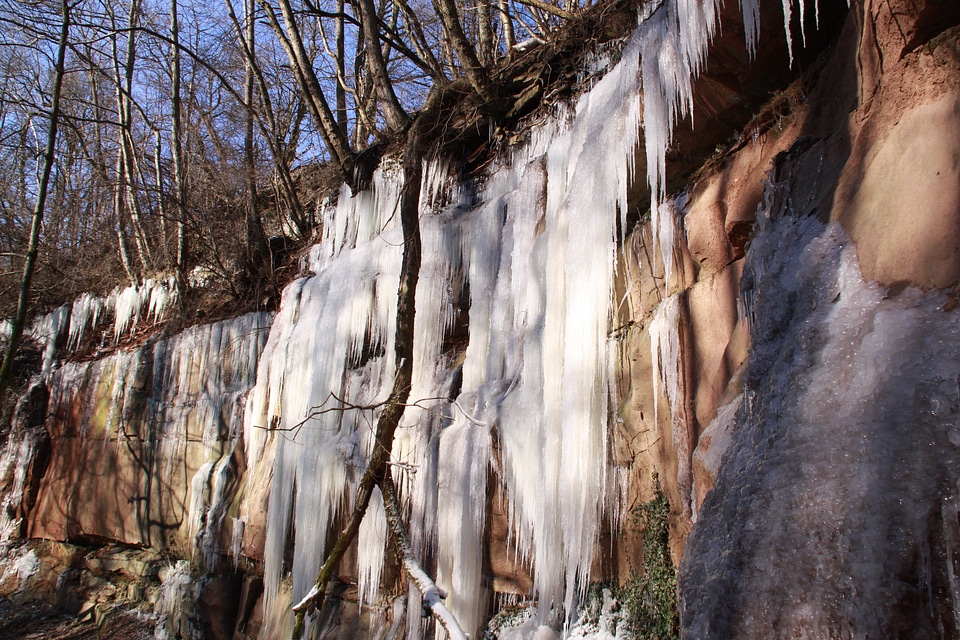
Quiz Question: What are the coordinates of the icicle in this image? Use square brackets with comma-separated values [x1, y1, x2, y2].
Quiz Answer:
[231, 516, 246, 569]
[638, 0, 720, 273]
[649, 293, 695, 516]
[442, 25, 643, 627]
[358, 487, 388, 607]
[188, 462, 215, 543]
[193, 443, 241, 570]
[29, 304, 70, 375]
[114, 283, 143, 340]
[782, 0, 795, 65]
[149, 276, 179, 322]
[67, 292, 106, 350]
[155, 561, 200, 640]
[436, 392, 493, 638]
[741, 0, 761, 60]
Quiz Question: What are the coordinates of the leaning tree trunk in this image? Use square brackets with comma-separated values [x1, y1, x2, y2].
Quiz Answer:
[432, 0, 494, 102]
[259, 0, 356, 181]
[355, 0, 410, 132]
[0, 0, 70, 398]
[289, 85, 472, 640]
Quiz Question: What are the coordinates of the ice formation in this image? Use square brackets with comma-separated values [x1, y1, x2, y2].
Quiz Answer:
[242, 0, 837, 634]
[0, 0, 849, 635]
[246, 13, 648, 635]
[637, 0, 721, 283]
[649, 292, 694, 517]
[634, 0, 834, 529]
[114, 276, 178, 340]
[0, 275, 180, 376]
[155, 560, 200, 640]
[30, 303, 70, 375]
[0, 386, 48, 541]
[680, 181, 960, 635]
[247, 167, 406, 624]
[67, 292, 107, 350]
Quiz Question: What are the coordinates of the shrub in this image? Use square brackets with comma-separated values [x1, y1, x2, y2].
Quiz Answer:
[619, 474, 679, 639]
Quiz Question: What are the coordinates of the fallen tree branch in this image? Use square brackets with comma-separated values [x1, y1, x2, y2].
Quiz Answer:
[381, 475, 469, 640]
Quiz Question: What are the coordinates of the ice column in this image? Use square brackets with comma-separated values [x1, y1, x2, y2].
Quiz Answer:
[438, 25, 645, 629]
[247, 168, 406, 620]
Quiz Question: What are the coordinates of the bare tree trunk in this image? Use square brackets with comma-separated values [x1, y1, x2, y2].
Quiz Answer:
[113, 147, 139, 284]
[259, 0, 355, 180]
[477, 0, 494, 65]
[335, 0, 349, 136]
[355, 0, 410, 132]
[352, 44, 378, 146]
[242, 0, 269, 273]
[153, 131, 170, 265]
[106, 1, 149, 280]
[0, 0, 70, 397]
[119, 0, 154, 272]
[498, 0, 514, 57]
[170, 0, 189, 292]
[432, 0, 494, 101]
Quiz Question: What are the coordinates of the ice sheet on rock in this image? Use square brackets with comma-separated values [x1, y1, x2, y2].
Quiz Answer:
[681, 197, 960, 636]
[155, 560, 201, 640]
[690, 393, 742, 521]
[34, 313, 268, 568]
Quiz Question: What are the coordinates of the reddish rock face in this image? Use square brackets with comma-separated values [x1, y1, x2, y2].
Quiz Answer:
[25, 314, 269, 561]
[615, 0, 960, 580]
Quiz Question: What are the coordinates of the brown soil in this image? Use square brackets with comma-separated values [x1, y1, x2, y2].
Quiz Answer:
[0, 599, 153, 640]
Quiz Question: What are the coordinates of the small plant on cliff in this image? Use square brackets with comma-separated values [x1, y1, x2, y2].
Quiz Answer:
[620, 474, 679, 639]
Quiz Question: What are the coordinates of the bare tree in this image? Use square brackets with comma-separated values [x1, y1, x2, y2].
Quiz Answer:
[0, 0, 71, 398]
[258, 0, 356, 179]
[170, 0, 187, 290]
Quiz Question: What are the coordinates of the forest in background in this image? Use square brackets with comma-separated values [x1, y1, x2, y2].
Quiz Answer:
[0, 0, 625, 317]
[0, 0, 639, 406]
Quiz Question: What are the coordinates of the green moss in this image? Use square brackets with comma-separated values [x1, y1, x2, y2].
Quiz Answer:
[619, 474, 679, 639]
